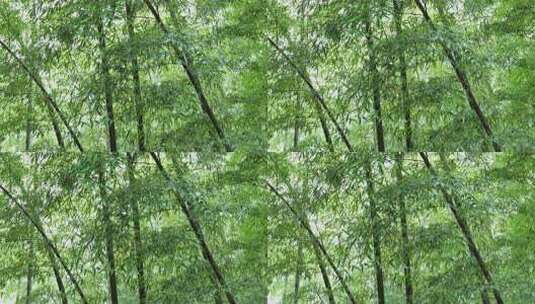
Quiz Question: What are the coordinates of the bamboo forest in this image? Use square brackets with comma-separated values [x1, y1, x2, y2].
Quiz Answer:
[0, 0, 533, 303]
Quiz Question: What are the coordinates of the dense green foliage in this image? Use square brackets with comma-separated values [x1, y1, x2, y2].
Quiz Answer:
[0, 0, 534, 303]
[0, 153, 268, 302]
[0, 0, 533, 151]
[266, 153, 534, 303]
[0, 153, 533, 303]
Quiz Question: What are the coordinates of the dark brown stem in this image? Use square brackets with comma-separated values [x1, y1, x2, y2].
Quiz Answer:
[413, 0, 501, 151]
[312, 240, 337, 304]
[97, 168, 119, 304]
[364, 16, 385, 152]
[395, 153, 413, 304]
[142, 0, 231, 152]
[125, 0, 146, 152]
[97, 19, 118, 152]
[419, 153, 504, 304]
[0, 39, 73, 150]
[393, 0, 413, 151]
[0, 184, 88, 303]
[364, 161, 385, 304]
[25, 240, 34, 304]
[292, 242, 303, 304]
[267, 37, 353, 151]
[266, 182, 359, 304]
[150, 153, 238, 304]
[46, 244, 69, 304]
[126, 154, 147, 304]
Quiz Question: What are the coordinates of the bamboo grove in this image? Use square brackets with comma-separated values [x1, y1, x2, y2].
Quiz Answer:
[0, 0, 533, 303]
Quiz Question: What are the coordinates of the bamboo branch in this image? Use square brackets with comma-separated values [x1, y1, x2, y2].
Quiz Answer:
[0, 183, 88, 303]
